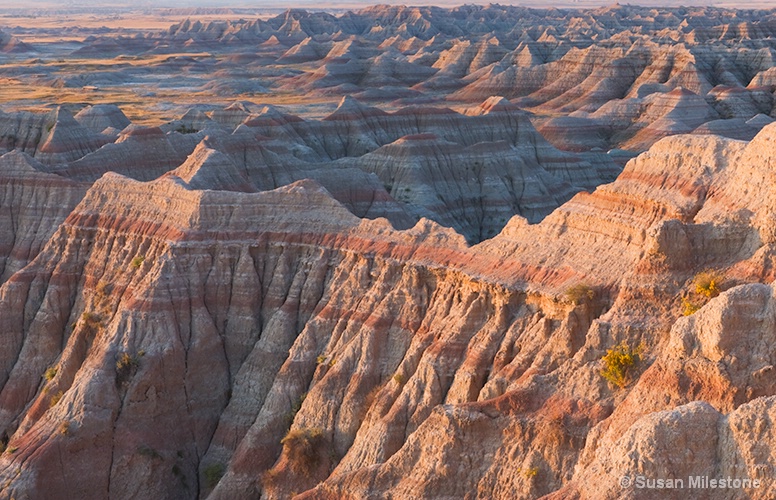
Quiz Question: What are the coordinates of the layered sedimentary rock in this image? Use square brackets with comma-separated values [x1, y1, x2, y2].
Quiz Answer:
[3, 118, 776, 499]
[5, 5, 776, 153]
[0, 150, 86, 284]
[0, 30, 31, 53]
[0, 94, 617, 244]
[73, 105, 131, 135]
[1, 4, 776, 498]
[50, 125, 202, 182]
[33, 107, 113, 165]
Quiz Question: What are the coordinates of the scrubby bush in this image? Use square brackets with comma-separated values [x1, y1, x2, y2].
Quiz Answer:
[693, 270, 723, 298]
[522, 467, 539, 478]
[261, 468, 280, 488]
[682, 296, 702, 316]
[115, 352, 140, 386]
[176, 125, 198, 134]
[137, 445, 162, 459]
[131, 255, 145, 268]
[281, 427, 324, 473]
[565, 283, 595, 305]
[44, 366, 57, 381]
[203, 462, 225, 489]
[681, 269, 725, 316]
[286, 392, 307, 426]
[601, 341, 642, 389]
[49, 390, 64, 408]
[82, 311, 102, 325]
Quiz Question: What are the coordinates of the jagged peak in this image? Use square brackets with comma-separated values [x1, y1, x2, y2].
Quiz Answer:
[179, 108, 211, 121]
[117, 124, 166, 142]
[224, 101, 259, 114]
[745, 121, 776, 148]
[261, 35, 282, 47]
[79, 172, 358, 238]
[465, 96, 519, 116]
[667, 86, 697, 97]
[746, 114, 774, 128]
[324, 95, 388, 121]
[404, 217, 469, 249]
[74, 104, 131, 134]
[47, 106, 79, 128]
[74, 104, 129, 121]
[0, 149, 51, 175]
[166, 139, 255, 193]
[49, 105, 69, 119]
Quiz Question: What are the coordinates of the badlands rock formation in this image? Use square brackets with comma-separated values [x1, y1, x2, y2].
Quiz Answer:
[1, 4, 776, 500]
[0, 98, 614, 244]
[4, 5, 776, 153]
[1, 108, 776, 499]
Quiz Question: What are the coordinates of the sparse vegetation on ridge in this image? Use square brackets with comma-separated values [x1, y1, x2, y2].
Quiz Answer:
[601, 341, 643, 389]
[49, 390, 64, 408]
[565, 283, 595, 305]
[693, 269, 723, 298]
[203, 462, 225, 489]
[281, 427, 324, 473]
[115, 352, 141, 386]
[682, 269, 726, 316]
[286, 392, 307, 427]
[175, 125, 198, 134]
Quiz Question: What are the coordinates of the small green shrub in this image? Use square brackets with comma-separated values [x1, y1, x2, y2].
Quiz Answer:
[286, 392, 307, 426]
[681, 270, 725, 316]
[116, 352, 140, 386]
[137, 445, 162, 459]
[44, 366, 57, 381]
[316, 355, 326, 365]
[6, 446, 17, 454]
[203, 462, 225, 489]
[281, 427, 324, 473]
[682, 296, 702, 316]
[565, 283, 595, 305]
[49, 390, 64, 408]
[601, 341, 642, 389]
[693, 270, 723, 298]
[131, 255, 145, 269]
[59, 421, 70, 436]
[521, 467, 539, 478]
[176, 125, 198, 134]
[393, 373, 405, 385]
[82, 311, 102, 325]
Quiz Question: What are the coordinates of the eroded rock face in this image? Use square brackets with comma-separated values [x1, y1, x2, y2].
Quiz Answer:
[6, 5, 776, 155]
[0, 150, 86, 284]
[0, 97, 616, 244]
[0, 121, 776, 499]
[2, 5, 776, 492]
